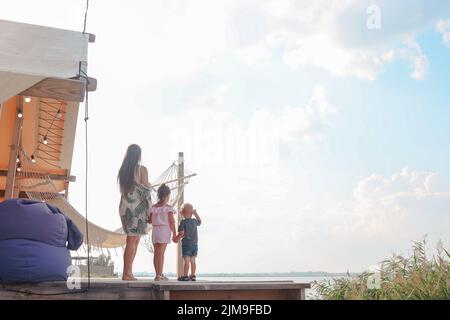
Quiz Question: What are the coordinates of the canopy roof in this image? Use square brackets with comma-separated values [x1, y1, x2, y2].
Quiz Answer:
[0, 19, 92, 104]
[0, 19, 96, 201]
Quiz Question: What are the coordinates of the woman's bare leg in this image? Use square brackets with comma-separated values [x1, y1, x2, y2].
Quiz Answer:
[122, 236, 138, 280]
[132, 237, 139, 263]
[129, 237, 140, 279]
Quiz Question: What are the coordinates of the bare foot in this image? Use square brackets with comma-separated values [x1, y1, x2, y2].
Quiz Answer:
[154, 275, 163, 281]
[122, 274, 137, 281]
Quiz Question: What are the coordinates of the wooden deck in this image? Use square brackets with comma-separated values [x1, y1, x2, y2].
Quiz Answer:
[0, 278, 310, 300]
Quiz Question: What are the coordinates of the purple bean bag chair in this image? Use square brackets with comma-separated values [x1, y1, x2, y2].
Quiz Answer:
[0, 199, 80, 283]
[0, 239, 71, 282]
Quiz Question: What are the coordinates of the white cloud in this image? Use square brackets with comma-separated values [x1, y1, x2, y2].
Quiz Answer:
[188, 83, 231, 108]
[226, 0, 448, 80]
[280, 167, 450, 271]
[282, 34, 385, 81]
[436, 19, 450, 48]
[235, 43, 272, 67]
[296, 168, 450, 241]
[406, 40, 429, 80]
[381, 50, 396, 62]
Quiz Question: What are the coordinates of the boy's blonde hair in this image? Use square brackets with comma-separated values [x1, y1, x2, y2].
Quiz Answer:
[181, 202, 193, 213]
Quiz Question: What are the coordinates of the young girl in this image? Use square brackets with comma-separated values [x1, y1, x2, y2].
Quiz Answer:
[176, 203, 202, 281]
[148, 184, 177, 281]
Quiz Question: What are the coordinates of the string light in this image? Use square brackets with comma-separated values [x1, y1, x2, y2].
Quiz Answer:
[24, 96, 31, 103]
[16, 155, 20, 163]
[16, 163, 21, 172]
[30, 100, 67, 169]
[17, 109, 23, 118]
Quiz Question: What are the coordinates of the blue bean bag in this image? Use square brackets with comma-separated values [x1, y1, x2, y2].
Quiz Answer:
[0, 199, 68, 247]
[0, 199, 82, 283]
[0, 239, 71, 282]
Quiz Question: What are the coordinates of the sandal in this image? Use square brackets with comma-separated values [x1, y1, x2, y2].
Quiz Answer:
[178, 276, 190, 281]
[189, 275, 197, 281]
[160, 274, 169, 281]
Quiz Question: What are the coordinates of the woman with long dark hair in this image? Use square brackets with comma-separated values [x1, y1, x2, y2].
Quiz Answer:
[118, 144, 152, 281]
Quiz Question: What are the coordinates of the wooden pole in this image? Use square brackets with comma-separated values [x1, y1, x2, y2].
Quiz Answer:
[176, 152, 185, 278]
[5, 97, 23, 199]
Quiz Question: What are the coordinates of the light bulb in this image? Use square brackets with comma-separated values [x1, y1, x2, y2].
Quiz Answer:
[17, 109, 23, 118]
[24, 96, 31, 103]
[16, 155, 20, 163]
[17, 163, 21, 172]
[31, 155, 36, 163]
[43, 136, 48, 145]
[56, 110, 62, 119]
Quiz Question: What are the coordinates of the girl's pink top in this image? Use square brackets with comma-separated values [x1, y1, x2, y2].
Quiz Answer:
[149, 205, 177, 226]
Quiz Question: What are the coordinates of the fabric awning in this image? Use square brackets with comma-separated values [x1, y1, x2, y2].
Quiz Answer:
[0, 19, 89, 104]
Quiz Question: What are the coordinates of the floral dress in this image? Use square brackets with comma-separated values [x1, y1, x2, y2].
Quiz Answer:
[119, 166, 152, 236]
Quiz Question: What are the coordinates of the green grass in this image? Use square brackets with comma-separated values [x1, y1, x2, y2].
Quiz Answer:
[312, 238, 450, 300]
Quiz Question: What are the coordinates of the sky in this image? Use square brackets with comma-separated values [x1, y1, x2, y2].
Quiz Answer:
[2, 0, 450, 273]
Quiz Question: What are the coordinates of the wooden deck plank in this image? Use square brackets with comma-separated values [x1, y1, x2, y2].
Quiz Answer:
[153, 282, 310, 291]
[169, 289, 300, 300]
[0, 279, 311, 300]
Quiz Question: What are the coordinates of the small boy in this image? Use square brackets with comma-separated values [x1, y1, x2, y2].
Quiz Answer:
[176, 203, 201, 281]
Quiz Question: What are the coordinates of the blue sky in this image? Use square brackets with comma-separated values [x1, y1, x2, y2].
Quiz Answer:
[2, 0, 450, 273]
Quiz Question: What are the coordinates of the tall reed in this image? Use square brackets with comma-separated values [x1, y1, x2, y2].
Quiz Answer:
[312, 238, 450, 300]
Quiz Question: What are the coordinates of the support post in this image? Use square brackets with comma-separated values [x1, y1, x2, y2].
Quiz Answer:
[176, 152, 185, 278]
[5, 97, 23, 199]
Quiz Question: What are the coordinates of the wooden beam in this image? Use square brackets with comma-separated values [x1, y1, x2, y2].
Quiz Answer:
[0, 279, 311, 300]
[0, 190, 64, 199]
[87, 33, 96, 43]
[0, 170, 76, 182]
[176, 152, 185, 278]
[5, 97, 23, 199]
[0, 190, 27, 198]
[20, 78, 85, 102]
[86, 77, 97, 92]
[19, 77, 97, 102]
